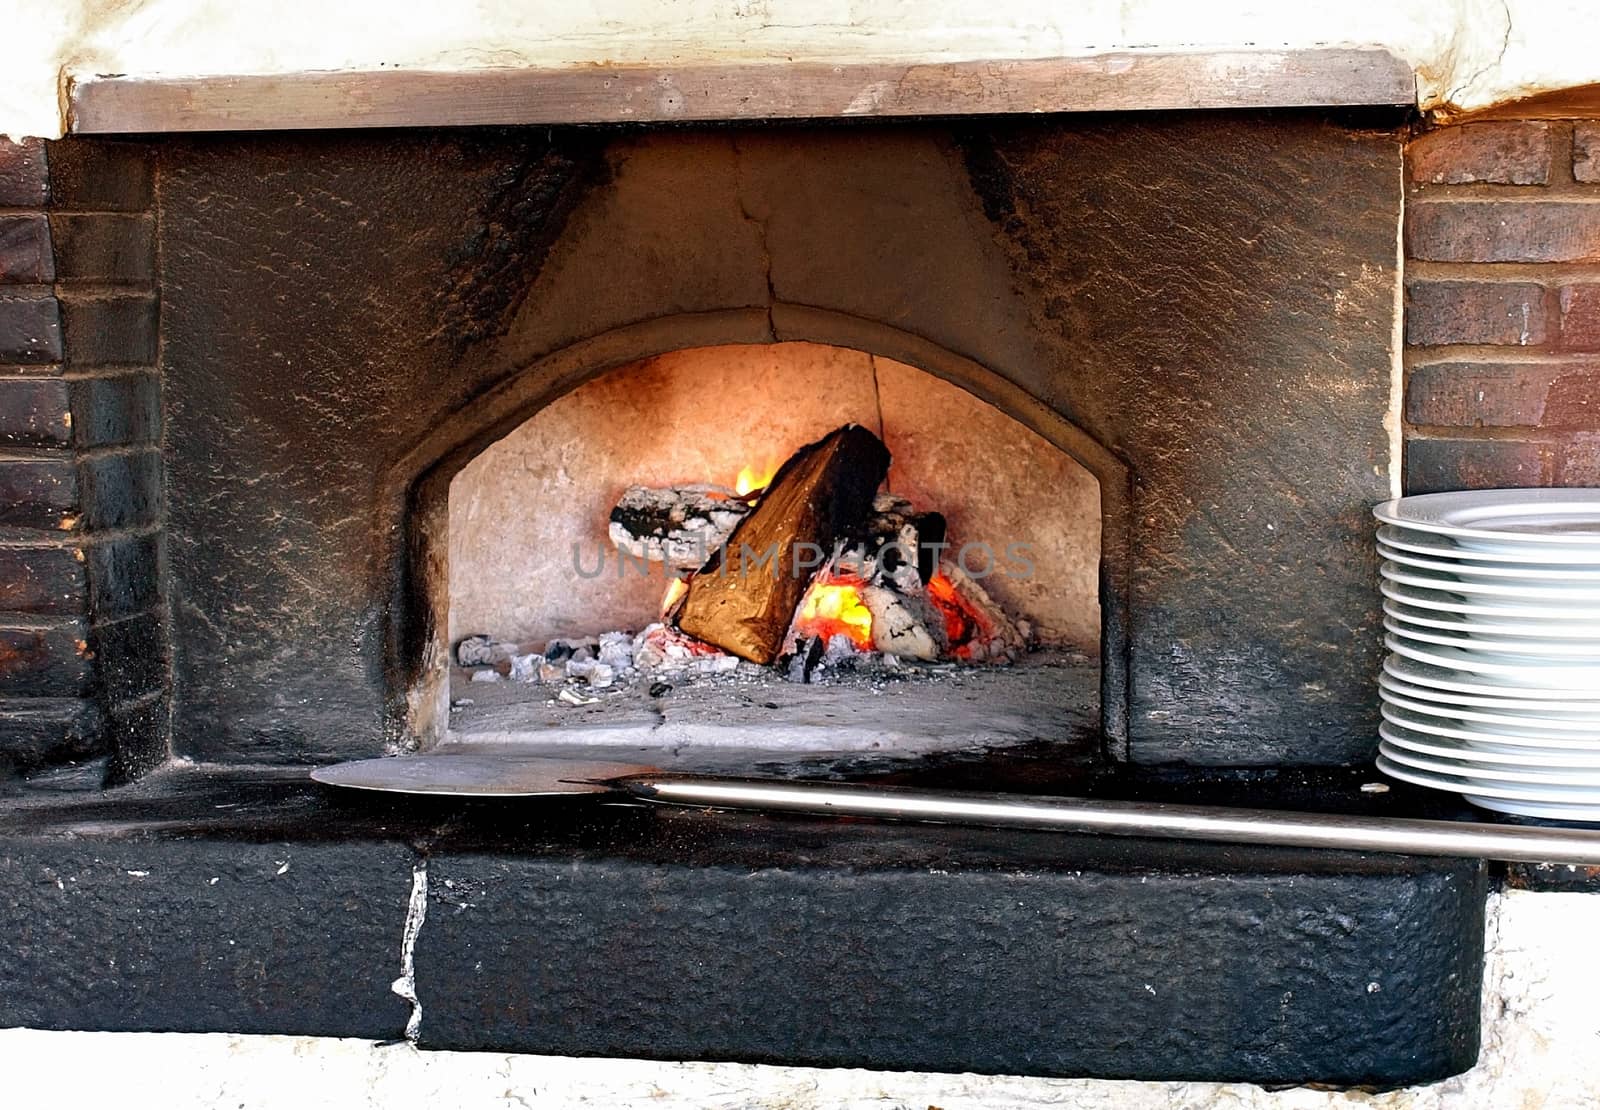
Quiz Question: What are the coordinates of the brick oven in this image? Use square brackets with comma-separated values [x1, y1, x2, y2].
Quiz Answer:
[9, 53, 1597, 1087]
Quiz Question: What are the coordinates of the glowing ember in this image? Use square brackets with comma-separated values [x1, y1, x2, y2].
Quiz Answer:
[734, 460, 779, 497]
[793, 576, 874, 650]
[926, 572, 990, 658]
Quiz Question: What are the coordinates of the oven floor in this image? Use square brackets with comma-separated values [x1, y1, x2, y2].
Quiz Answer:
[443, 649, 1101, 777]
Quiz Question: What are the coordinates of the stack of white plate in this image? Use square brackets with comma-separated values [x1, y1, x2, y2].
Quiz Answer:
[1373, 489, 1600, 821]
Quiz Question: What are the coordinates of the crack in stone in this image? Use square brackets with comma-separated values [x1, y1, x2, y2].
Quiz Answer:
[391, 857, 429, 1044]
[731, 136, 777, 339]
[1447, 0, 1514, 107]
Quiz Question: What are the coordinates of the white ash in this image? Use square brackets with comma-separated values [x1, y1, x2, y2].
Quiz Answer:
[456, 635, 524, 667]
[608, 484, 751, 569]
[468, 669, 503, 684]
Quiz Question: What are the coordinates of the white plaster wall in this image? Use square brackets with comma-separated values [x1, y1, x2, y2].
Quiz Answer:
[1, 887, 1595, 1109]
[7, 1, 1600, 139]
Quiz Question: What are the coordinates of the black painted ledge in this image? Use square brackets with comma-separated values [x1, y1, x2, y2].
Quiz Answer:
[0, 765, 1484, 1087]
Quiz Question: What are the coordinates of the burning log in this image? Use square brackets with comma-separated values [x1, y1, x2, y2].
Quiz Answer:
[676, 424, 891, 663]
[608, 484, 751, 570]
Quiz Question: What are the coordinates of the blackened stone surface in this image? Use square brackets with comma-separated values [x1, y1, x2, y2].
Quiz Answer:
[156, 116, 1400, 765]
[952, 115, 1400, 763]
[158, 131, 601, 763]
[0, 765, 1483, 1086]
[0, 832, 413, 1038]
[0, 697, 102, 775]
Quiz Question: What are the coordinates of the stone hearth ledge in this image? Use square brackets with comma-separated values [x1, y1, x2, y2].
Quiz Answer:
[0, 763, 1483, 1087]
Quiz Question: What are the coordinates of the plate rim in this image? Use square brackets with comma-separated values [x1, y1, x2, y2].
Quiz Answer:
[1384, 652, 1600, 700]
[1377, 524, 1600, 564]
[1374, 489, 1600, 545]
[1378, 753, 1600, 803]
[1380, 737, 1600, 784]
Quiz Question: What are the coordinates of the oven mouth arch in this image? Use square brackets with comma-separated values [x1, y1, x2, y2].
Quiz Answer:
[385, 306, 1132, 760]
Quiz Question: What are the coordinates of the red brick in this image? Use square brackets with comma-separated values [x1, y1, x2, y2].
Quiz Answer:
[1576, 124, 1600, 184]
[1560, 432, 1600, 484]
[0, 378, 71, 444]
[0, 140, 47, 208]
[1408, 122, 1552, 186]
[0, 453, 79, 529]
[0, 546, 87, 615]
[1404, 437, 1554, 493]
[1406, 281, 1548, 347]
[1405, 361, 1600, 428]
[1558, 284, 1600, 351]
[0, 294, 63, 364]
[0, 216, 53, 284]
[1407, 201, 1600, 263]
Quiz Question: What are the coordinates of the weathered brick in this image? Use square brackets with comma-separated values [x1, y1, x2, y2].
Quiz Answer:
[58, 293, 157, 366]
[84, 533, 159, 620]
[0, 216, 53, 284]
[49, 213, 155, 284]
[1405, 361, 1600, 428]
[68, 374, 159, 446]
[0, 620, 94, 697]
[1407, 201, 1600, 263]
[1408, 122, 1552, 186]
[1560, 432, 1600, 484]
[0, 545, 87, 615]
[1576, 124, 1600, 184]
[0, 696, 105, 775]
[1558, 284, 1600, 351]
[0, 140, 47, 207]
[91, 610, 166, 704]
[0, 293, 63, 364]
[45, 140, 152, 213]
[78, 449, 161, 529]
[0, 377, 71, 445]
[1404, 437, 1555, 493]
[103, 688, 167, 782]
[1406, 281, 1548, 347]
[0, 454, 78, 529]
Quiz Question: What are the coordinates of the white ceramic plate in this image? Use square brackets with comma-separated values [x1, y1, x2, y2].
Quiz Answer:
[1385, 634, 1600, 685]
[1377, 543, 1600, 582]
[1380, 679, 1600, 727]
[1382, 617, 1600, 658]
[1383, 652, 1600, 700]
[1381, 663, 1600, 710]
[1377, 753, 1600, 814]
[1380, 737, 1600, 785]
[1381, 724, 1600, 767]
[1382, 707, 1600, 747]
[1383, 562, 1600, 601]
[1374, 489, 1600, 546]
[1377, 524, 1600, 565]
[1382, 579, 1600, 620]
[1383, 600, 1600, 639]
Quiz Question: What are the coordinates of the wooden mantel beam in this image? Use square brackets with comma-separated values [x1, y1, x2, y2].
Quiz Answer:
[68, 48, 1413, 134]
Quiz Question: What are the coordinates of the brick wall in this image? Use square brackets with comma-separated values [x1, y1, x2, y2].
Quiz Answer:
[1405, 120, 1600, 491]
[0, 138, 167, 782]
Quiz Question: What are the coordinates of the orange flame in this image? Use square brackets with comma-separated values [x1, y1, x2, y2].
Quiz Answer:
[660, 576, 689, 616]
[735, 460, 778, 497]
[793, 576, 874, 650]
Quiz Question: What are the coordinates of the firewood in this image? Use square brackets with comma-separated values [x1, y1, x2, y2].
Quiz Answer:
[675, 424, 891, 663]
[608, 484, 751, 569]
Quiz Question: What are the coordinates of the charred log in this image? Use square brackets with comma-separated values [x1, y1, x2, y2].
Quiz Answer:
[675, 424, 891, 663]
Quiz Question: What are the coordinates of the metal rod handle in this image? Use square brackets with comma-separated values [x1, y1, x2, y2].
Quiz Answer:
[616, 775, 1600, 865]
